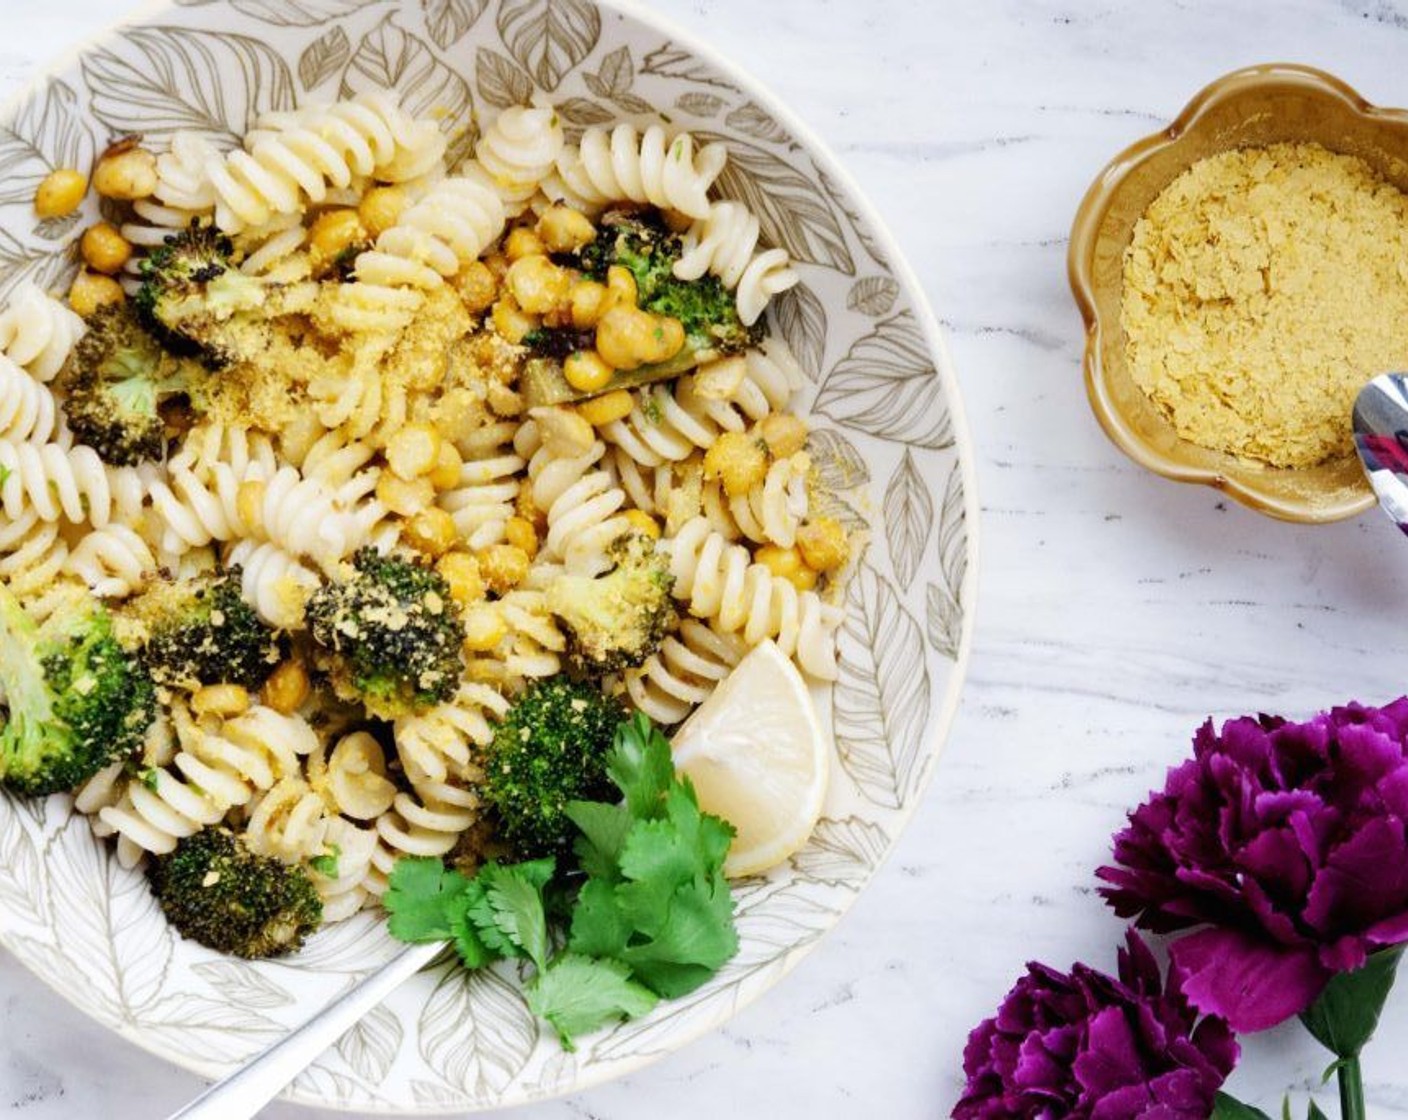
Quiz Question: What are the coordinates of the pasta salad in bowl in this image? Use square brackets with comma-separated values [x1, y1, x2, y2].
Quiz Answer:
[0, 0, 975, 1109]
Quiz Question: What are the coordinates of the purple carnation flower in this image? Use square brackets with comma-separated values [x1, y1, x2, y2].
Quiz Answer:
[1099, 699, 1408, 1032]
[955, 931, 1236, 1119]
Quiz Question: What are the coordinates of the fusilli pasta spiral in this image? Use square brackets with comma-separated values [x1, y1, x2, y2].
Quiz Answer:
[0, 509, 69, 606]
[466, 101, 565, 211]
[192, 94, 448, 234]
[674, 200, 800, 326]
[311, 816, 378, 922]
[521, 423, 632, 574]
[665, 516, 844, 680]
[0, 354, 63, 444]
[623, 618, 746, 726]
[307, 731, 397, 820]
[598, 345, 801, 472]
[0, 283, 85, 381]
[224, 538, 320, 630]
[393, 681, 508, 785]
[547, 124, 726, 220]
[64, 523, 156, 598]
[364, 777, 480, 897]
[0, 438, 112, 526]
[355, 176, 506, 289]
[245, 776, 331, 863]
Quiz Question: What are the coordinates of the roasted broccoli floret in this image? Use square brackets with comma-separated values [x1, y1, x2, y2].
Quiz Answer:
[148, 827, 323, 958]
[54, 303, 202, 466]
[135, 225, 277, 367]
[580, 209, 762, 361]
[482, 676, 625, 859]
[0, 583, 156, 796]
[122, 569, 283, 691]
[546, 532, 675, 676]
[305, 549, 464, 719]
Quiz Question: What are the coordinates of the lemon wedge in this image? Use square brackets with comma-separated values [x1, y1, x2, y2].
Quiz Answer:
[670, 640, 829, 878]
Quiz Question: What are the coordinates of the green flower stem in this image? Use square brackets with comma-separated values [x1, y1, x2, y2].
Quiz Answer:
[1337, 1054, 1365, 1120]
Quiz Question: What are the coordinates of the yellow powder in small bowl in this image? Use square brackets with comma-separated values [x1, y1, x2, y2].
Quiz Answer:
[1121, 141, 1408, 468]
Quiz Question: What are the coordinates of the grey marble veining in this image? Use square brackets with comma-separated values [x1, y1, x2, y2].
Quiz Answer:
[5, 0, 1408, 1116]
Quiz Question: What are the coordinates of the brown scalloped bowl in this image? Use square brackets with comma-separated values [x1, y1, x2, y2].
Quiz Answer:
[1067, 63, 1403, 523]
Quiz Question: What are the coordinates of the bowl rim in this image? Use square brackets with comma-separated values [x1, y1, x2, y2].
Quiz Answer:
[0, 0, 983, 1112]
[1067, 61, 1388, 524]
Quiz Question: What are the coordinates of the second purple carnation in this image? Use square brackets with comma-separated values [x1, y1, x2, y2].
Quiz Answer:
[1099, 698, 1408, 1031]
[955, 931, 1237, 1119]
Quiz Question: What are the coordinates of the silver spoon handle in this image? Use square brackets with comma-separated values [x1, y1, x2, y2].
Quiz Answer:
[166, 940, 445, 1120]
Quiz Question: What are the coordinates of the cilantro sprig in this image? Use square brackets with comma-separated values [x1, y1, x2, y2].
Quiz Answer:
[384, 712, 739, 1049]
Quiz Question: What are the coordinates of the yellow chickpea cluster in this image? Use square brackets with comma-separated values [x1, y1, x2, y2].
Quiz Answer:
[34, 138, 170, 316]
[485, 206, 689, 394]
[697, 412, 849, 593]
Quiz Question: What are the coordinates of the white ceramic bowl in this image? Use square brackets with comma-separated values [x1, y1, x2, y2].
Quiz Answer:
[0, 0, 977, 1110]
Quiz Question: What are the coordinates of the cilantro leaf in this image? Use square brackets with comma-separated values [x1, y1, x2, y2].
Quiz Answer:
[568, 877, 631, 959]
[566, 799, 634, 880]
[618, 814, 698, 890]
[482, 858, 554, 970]
[385, 857, 472, 943]
[607, 712, 674, 819]
[620, 872, 738, 997]
[448, 883, 498, 969]
[526, 953, 658, 1051]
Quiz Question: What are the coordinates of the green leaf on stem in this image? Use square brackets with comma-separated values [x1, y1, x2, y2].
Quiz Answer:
[1306, 1101, 1330, 1120]
[1300, 945, 1405, 1058]
[1211, 1091, 1275, 1120]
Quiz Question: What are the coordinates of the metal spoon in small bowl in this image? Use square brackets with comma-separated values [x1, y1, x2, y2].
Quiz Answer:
[1353, 373, 1408, 533]
[165, 940, 444, 1120]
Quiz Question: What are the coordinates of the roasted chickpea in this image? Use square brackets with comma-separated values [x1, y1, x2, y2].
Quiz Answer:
[309, 208, 368, 261]
[491, 295, 538, 344]
[760, 413, 809, 458]
[505, 254, 572, 315]
[34, 169, 87, 218]
[503, 516, 539, 559]
[68, 271, 124, 317]
[429, 441, 464, 491]
[191, 684, 251, 718]
[504, 226, 546, 261]
[454, 260, 498, 314]
[262, 659, 311, 715]
[385, 422, 442, 480]
[405, 508, 458, 557]
[92, 141, 157, 200]
[594, 305, 655, 371]
[536, 205, 596, 253]
[570, 279, 610, 329]
[622, 509, 661, 539]
[357, 186, 407, 237]
[478, 543, 530, 595]
[80, 222, 133, 275]
[563, 349, 614, 393]
[606, 265, 638, 307]
[755, 544, 817, 591]
[575, 389, 633, 427]
[703, 431, 769, 497]
[437, 551, 484, 604]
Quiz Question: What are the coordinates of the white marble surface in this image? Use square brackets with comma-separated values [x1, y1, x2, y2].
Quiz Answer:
[8, 0, 1408, 1117]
